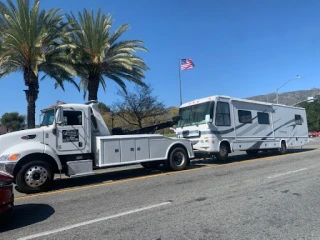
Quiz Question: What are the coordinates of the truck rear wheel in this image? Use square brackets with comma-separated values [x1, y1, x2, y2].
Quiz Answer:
[166, 147, 188, 171]
[16, 160, 54, 194]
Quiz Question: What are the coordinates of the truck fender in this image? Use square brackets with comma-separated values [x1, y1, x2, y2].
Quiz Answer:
[165, 140, 194, 159]
[44, 144, 62, 170]
[1, 142, 62, 170]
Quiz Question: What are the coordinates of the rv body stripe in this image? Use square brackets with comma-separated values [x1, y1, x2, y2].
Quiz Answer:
[178, 118, 297, 140]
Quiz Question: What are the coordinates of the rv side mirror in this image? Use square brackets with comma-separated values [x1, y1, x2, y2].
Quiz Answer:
[205, 114, 212, 123]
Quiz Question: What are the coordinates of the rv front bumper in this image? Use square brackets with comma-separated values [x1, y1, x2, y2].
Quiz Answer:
[0, 162, 16, 176]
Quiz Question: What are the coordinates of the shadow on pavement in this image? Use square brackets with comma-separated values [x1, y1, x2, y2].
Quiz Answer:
[16, 147, 316, 196]
[0, 204, 55, 232]
[192, 148, 316, 165]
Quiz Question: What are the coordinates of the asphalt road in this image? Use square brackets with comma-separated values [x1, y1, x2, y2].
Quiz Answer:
[1, 138, 320, 240]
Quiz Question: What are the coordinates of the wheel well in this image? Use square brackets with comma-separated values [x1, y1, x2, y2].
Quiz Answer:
[220, 141, 231, 153]
[13, 153, 59, 178]
[168, 144, 188, 158]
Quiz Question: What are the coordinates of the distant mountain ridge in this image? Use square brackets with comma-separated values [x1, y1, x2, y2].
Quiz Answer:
[245, 88, 320, 106]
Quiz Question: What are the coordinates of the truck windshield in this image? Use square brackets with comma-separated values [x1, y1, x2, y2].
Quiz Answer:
[41, 109, 55, 126]
[178, 101, 214, 127]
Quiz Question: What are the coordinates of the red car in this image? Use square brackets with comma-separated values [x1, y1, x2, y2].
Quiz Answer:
[311, 131, 320, 137]
[0, 171, 14, 223]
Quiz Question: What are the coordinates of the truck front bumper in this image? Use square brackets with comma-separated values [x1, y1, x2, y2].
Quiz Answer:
[0, 162, 16, 176]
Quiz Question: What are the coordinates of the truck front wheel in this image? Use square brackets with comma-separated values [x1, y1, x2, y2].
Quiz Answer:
[16, 160, 54, 194]
[166, 147, 188, 171]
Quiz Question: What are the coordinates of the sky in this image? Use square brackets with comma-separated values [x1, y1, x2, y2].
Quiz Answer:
[1, 0, 320, 122]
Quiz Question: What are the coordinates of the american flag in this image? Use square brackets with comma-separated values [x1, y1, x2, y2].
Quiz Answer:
[180, 58, 195, 70]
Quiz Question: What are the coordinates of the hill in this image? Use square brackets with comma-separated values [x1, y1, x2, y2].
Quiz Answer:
[245, 88, 320, 106]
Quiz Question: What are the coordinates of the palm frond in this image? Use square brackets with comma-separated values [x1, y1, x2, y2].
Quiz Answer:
[64, 8, 149, 100]
[0, 0, 76, 88]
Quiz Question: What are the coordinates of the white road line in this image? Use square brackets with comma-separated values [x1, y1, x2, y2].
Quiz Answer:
[17, 201, 172, 240]
[267, 168, 308, 179]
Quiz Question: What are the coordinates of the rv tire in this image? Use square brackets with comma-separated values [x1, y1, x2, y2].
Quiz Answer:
[215, 143, 229, 161]
[279, 141, 287, 155]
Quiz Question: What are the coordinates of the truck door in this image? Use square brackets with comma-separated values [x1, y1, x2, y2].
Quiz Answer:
[56, 108, 87, 152]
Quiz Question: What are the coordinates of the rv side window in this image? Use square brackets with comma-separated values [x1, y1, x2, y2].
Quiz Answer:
[258, 112, 269, 124]
[238, 110, 252, 123]
[295, 114, 302, 125]
[215, 102, 231, 126]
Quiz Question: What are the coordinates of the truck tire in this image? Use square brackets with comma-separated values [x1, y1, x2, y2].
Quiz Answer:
[166, 147, 188, 171]
[141, 161, 160, 170]
[279, 141, 287, 155]
[16, 160, 54, 194]
[215, 143, 229, 161]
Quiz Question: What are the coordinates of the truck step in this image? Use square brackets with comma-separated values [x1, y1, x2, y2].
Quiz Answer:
[66, 160, 94, 177]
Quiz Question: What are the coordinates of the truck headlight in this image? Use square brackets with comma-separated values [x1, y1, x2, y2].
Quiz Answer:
[0, 155, 9, 161]
[0, 154, 21, 161]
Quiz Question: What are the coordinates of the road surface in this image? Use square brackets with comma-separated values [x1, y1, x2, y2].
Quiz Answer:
[1, 138, 319, 239]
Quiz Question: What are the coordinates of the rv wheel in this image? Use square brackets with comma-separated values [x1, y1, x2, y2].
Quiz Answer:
[16, 160, 54, 194]
[279, 141, 287, 155]
[215, 143, 229, 161]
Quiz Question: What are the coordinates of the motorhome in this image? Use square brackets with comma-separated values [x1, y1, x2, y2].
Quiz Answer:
[175, 95, 309, 160]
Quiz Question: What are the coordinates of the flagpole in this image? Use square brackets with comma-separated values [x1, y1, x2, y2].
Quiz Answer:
[179, 57, 182, 106]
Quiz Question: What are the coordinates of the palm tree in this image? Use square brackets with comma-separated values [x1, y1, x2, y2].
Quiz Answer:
[65, 8, 149, 101]
[0, 0, 78, 129]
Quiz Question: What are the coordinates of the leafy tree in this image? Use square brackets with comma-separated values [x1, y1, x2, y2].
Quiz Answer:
[298, 97, 320, 131]
[65, 8, 149, 101]
[112, 84, 167, 129]
[0, 0, 78, 129]
[98, 102, 110, 114]
[1, 112, 26, 132]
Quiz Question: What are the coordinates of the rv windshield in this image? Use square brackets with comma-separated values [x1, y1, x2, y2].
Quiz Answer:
[178, 101, 214, 127]
[41, 109, 55, 126]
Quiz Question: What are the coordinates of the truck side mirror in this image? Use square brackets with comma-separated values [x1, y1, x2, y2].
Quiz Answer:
[205, 114, 212, 123]
[55, 106, 64, 125]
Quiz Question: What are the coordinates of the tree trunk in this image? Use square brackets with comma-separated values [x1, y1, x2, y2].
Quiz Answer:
[24, 67, 39, 129]
[87, 75, 99, 101]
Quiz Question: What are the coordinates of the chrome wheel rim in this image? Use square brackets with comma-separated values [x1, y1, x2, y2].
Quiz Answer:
[24, 165, 48, 187]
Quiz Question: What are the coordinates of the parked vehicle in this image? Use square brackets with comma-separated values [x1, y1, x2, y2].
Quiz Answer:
[0, 171, 14, 223]
[175, 95, 309, 160]
[309, 132, 317, 138]
[0, 101, 194, 194]
[309, 131, 320, 137]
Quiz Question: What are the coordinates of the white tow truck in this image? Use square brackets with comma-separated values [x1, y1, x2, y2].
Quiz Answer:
[0, 101, 194, 193]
